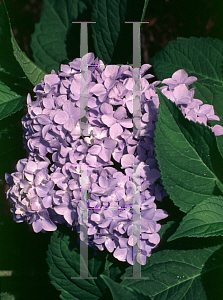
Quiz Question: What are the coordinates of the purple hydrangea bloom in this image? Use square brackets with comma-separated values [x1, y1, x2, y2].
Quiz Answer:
[5, 53, 223, 265]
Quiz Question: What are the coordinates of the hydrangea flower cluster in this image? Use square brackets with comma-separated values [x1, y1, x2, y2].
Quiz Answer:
[5, 53, 223, 265]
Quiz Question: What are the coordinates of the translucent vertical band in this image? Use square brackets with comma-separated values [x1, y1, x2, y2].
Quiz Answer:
[124, 22, 150, 138]
[72, 21, 97, 137]
[124, 164, 150, 279]
[71, 164, 97, 280]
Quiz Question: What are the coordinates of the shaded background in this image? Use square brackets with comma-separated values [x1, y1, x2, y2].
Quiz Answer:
[1, 0, 223, 298]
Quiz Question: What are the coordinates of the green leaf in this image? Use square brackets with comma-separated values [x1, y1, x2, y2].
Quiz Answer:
[1, 0, 46, 87]
[46, 227, 125, 300]
[100, 274, 151, 300]
[10, 26, 47, 86]
[91, 0, 128, 64]
[30, 0, 89, 73]
[150, 37, 223, 85]
[190, 83, 223, 158]
[168, 196, 223, 241]
[154, 88, 223, 213]
[149, 37, 223, 157]
[141, 0, 149, 22]
[0, 292, 15, 300]
[0, 82, 24, 121]
[121, 245, 223, 300]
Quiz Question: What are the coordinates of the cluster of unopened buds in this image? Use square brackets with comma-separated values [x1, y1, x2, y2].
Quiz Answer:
[6, 53, 223, 265]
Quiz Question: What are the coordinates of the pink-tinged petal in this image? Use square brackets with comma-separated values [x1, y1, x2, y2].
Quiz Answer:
[94, 236, 106, 244]
[153, 209, 168, 221]
[103, 137, 117, 150]
[100, 102, 113, 114]
[146, 220, 157, 233]
[63, 101, 77, 115]
[128, 235, 138, 246]
[42, 219, 57, 231]
[33, 107, 42, 115]
[172, 69, 188, 83]
[43, 98, 54, 109]
[104, 65, 119, 78]
[44, 74, 60, 86]
[173, 84, 190, 100]
[56, 95, 67, 107]
[142, 208, 155, 220]
[104, 77, 116, 90]
[88, 226, 97, 235]
[105, 238, 115, 252]
[99, 219, 112, 228]
[149, 233, 160, 244]
[198, 104, 213, 116]
[42, 196, 52, 208]
[54, 111, 69, 124]
[86, 153, 97, 165]
[54, 203, 68, 215]
[136, 252, 147, 265]
[64, 118, 75, 131]
[36, 185, 49, 197]
[140, 64, 152, 76]
[101, 114, 116, 127]
[88, 144, 101, 155]
[32, 219, 43, 233]
[91, 213, 101, 222]
[26, 161, 37, 173]
[69, 58, 81, 70]
[81, 52, 95, 66]
[121, 154, 135, 168]
[114, 106, 127, 120]
[196, 116, 207, 125]
[185, 76, 197, 85]
[119, 119, 133, 128]
[42, 124, 52, 138]
[100, 148, 112, 162]
[88, 97, 97, 108]
[90, 84, 106, 96]
[113, 247, 127, 262]
[212, 125, 223, 136]
[126, 249, 134, 265]
[37, 115, 51, 125]
[126, 100, 133, 114]
[91, 183, 105, 194]
[99, 175, 109, 188]
[110, 123, 123, 139]
[143, 74, 154, 79]
[64, 210, 76, 225]
[70, 79, 81, 95]
[207, 115, 220, 121]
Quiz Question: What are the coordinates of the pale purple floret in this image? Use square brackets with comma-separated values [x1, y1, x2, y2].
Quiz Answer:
[6, 53, 223, 266]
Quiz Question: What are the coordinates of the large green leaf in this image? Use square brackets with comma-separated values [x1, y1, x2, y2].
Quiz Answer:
[168, 196, 223, 241]
[150, 37, 223, 85]
[91, 0, 128, 64]
[100, 274, 151, 300]
[154, 88, 223, 213]
[30, 0, 89, 73]
[150, 37, 223, 157]
[0, 82, 24, 121]
[120, 245, 223, 300]
[46, 227, 126, 300]
[0, 0, 46, 119]
[1, 0, 46, 87]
